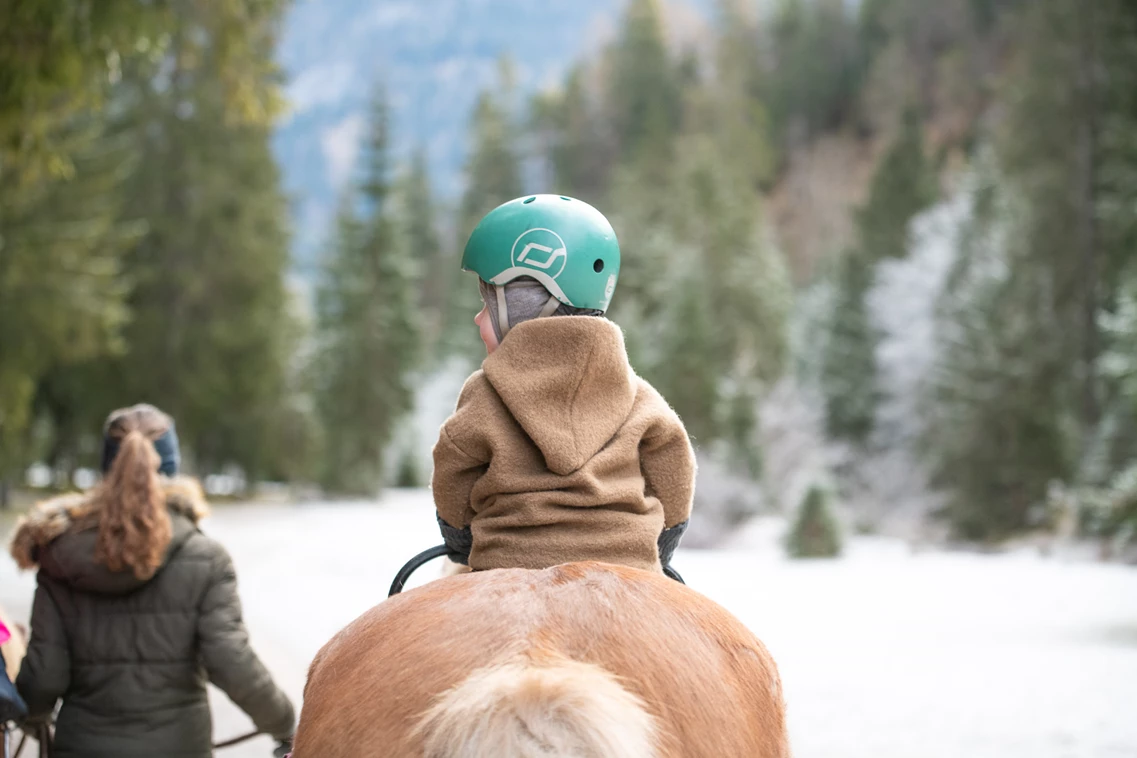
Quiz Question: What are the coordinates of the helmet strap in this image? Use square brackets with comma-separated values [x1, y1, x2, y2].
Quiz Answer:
[538, 296, 561, 318]
[495, 284, 512, 340]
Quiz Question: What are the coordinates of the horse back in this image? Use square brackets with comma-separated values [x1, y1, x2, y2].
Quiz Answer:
[295, 562, 788, 758]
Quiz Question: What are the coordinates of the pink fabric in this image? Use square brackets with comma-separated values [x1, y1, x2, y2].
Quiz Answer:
[0, 619, 10, 646]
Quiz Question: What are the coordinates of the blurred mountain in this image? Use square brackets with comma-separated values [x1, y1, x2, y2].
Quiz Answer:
[276, 0, 701, 273]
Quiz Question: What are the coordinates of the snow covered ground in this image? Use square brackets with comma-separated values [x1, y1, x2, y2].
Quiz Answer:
[3, 489, 1136, 757]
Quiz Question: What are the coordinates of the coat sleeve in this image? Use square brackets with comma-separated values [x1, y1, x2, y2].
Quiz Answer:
[431, 375, 492, 529]
[432, 425, 488, 529]
[197, 545, 295, 741]
[640, 405, 697, 529]
[16, 574, 70, 720]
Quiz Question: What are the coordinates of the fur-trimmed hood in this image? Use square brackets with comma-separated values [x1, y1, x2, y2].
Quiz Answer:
[8, 476, 210, 595]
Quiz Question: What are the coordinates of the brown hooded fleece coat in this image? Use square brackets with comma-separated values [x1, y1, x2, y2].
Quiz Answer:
[432, 316, 696, 573]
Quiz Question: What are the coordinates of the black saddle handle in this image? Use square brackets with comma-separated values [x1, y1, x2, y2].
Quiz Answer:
[663, 564, 686, 584]
[388, 545, 451, 597]
[388, 545, 686, 597]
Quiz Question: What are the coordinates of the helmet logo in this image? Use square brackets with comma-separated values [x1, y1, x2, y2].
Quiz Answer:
[604, 274, 617, 304]
[512, 228, 568, 279]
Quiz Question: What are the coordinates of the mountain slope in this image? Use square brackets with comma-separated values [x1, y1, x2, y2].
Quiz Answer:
[275, 0, 643, 271]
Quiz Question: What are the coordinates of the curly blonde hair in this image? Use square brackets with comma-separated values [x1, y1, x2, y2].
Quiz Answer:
[91, 404, 175, 580]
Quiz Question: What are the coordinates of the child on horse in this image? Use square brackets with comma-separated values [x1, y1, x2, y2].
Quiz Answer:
[432, 194, 696, 576]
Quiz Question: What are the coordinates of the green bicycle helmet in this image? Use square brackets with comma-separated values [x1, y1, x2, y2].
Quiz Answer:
[462, 195, 621, 319]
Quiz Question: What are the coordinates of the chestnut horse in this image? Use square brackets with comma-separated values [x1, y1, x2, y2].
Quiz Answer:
[292, 561, 789, 758]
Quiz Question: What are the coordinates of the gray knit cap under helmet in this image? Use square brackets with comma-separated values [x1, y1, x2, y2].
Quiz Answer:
[479, 277, 602, 343]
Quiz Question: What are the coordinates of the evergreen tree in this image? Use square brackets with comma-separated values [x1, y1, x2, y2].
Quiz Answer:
[31, 358, 127, 478]
[1080, 0, 1137, 479]
[818, 110, 935, 443]
[1098, 0, 1137, 444]
[819, 254, 880, 443]
[710, 0, 774, 189]
[100, 2, 294, 478]
[314, 89, 420, 495]
[399, 149, 444, 351]
[0, 117, 134, 477]
[394, 448, 422, 489]
[444, 81, 524, 362]
[459, 92, 523, 235]
[652, 261, 719, 445]
[765, 0, 861, 151]
[786, 485, 843, 558]
[606, 0, 682, 179]
[0, 0, 167, 480]
[530, 67, 613, 203]
[0, 1, 294, 486]
[0, 1, 284, 184]
[926, 168, 1073, 539]
[672, 138, 791, 388]
[610, 136, 791, 466]
[0, 1, 167, 183]
[922, 0, 1137, 539]
[856, 109, 938, 261]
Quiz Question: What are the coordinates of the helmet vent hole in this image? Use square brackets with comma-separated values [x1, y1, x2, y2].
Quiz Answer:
[593, 259, 604, 273]
[523, 196, 536, 204]
[560, 196, 571, 201]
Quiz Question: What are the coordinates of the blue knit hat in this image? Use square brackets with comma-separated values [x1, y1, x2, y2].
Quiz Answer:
[100, 407, 180, 477]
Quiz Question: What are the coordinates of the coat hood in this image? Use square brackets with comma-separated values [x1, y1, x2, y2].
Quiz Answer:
[8, 476, 209, 595]
[483, 317, 637, 475]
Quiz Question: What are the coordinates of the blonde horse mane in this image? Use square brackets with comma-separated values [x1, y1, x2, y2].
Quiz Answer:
[415, 655, 658, 758]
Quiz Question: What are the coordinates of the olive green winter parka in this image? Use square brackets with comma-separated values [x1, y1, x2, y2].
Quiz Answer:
[9, 477, 295, 758]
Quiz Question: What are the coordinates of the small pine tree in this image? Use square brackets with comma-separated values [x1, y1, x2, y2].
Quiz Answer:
[819, 253, 880, 443]
[786, 485, 843, 558]
[393, 447, 422, 489]
[856, 108, 937, 262]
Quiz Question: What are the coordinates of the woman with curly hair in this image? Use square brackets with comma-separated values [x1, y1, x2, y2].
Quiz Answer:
[9, 404, 295, 758]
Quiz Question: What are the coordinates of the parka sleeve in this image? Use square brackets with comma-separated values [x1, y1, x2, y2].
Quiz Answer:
[431, 375, 491, 529]
[640, 406, 697, 529]
[16, 575, 70, 720]
[197, 546, 295, 741]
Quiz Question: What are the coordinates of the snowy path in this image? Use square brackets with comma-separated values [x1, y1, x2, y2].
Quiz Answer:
[3, 490, 1136, 757]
